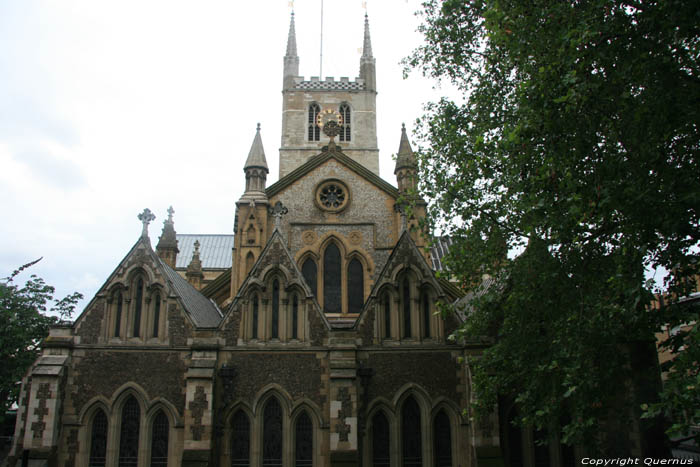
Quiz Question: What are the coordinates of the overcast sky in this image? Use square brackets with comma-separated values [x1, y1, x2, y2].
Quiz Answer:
[0, 0, 459, 313]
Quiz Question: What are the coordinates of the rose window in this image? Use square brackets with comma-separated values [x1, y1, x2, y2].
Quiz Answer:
[316, 180, 349, 212]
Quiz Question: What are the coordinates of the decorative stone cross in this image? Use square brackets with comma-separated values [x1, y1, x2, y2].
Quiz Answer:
[323, 119, 341, 150]
[138, 208, 156, 237]
[167, 206, 174, 223]
[268, 201, 289, 229]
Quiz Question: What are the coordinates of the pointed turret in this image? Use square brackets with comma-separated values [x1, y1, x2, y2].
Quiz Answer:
[394, 124, 418, 193]
[360, 13, 376, 92]
[156, 206, 179, 268]
[186, 240, 204, 289]
[243, 123, 269, 198]
[283, 11, 300, 89]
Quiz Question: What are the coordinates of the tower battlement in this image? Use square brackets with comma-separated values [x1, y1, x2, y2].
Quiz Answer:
[291, 76, 367, 92]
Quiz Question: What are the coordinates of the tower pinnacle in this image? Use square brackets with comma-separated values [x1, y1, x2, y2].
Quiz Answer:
[283, 11, 300, 89]
[362, 13, 373, 58]
[360, 13, 376, 92]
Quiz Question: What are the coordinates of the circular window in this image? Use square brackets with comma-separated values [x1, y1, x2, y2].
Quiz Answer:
[315, 180, 349, 212]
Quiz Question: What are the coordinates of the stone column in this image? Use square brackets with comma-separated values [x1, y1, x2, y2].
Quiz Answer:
[182, 339, 219, 467]
[327, 332, 359, 467]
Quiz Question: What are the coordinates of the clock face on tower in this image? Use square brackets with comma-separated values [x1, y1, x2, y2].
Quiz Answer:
[317, 108, 343, 128]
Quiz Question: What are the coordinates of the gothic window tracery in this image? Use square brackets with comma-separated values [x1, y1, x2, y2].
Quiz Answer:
[372, 411, 391, 467]
[433, 410, 452, 467]
[263, 398, 283, 467]
[302, 258, 317, 296]
[118, 396, 140, 467]
[272, 280, 280, 339]
[339, 103, 351, 142]
[133, 278, 144, 338]
[295, 412, 313, 467]
[401, 397, 422, 467]
[347, 258, 364, 314]
[151, 410, 169, 467]
[308, 104, 320, 141]
[231, 410, 250, 467]
[323, 243, 342, 314]
[88, 409, 108, 467]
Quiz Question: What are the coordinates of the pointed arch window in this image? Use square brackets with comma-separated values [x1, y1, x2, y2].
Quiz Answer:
[118, 397, 140, 467]
[133, 278, 144, 338]
[272, 280, 280, 339]
[231, 410, 250, 467]
[347, 258, 364, 314]
[402, 278, 412, 338]
[114, 292, 123, 338]
[421, 290, 430, 338]
[152, 293, 161, 338]
[252, 295, 259, 339]
[263, 398, 283, 467]
[372, 411, 390, 467]
[323, 243, 341, 314]
[308, 104, 320, 141]
[383, 293, 391, 339]
[88, 409, 108, 467]
[339, 103, 351, 142]
[433, 410, 452, 467]
[151, 410, 169, 467]
[402, 397, 422, 467]
[292, 295, 299, 340]
[301, 258, 317, 296]
[295, 412, 313, 467]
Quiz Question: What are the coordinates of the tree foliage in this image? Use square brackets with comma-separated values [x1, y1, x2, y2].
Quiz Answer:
[0, 259, 82, 421]
[406, 0, 699, 451]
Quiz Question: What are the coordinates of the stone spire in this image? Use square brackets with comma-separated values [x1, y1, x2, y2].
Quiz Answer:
[156, 206, 179, 268]
[394, 124, 418, 193]
[186, 240, 204, 289]
[241, 124, 269, 202]
[283, 11, 300, 89]
[359, 13, 376, 92]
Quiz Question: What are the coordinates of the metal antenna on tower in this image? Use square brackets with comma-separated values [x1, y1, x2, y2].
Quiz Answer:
[319, 0, 324, 79]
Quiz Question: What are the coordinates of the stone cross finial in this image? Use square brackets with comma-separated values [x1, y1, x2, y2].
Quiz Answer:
[138, 208, 156, 237]
[268, 201, 289, 229]
[323, 120, 341, 149]
[194, 240, 200, 255]
[167, 206, 174, 223]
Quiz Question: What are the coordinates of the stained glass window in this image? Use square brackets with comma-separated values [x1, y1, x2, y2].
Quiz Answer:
[263, 398, 283, 467]
[347, 258, 364, 314]
[292, 295, 299, 340]
[383, 294, 391, 339]
[231, 410, 250, 467]
[422, 291, 430, 338]
[433, 410, 451, 467]
[402, 278, 411, 338]
[302, 258, 317, 297]
[372, 411, 390, 467]
[153, 293, 161, 338]
[119, 396, 140, 467]
[151, 410, 169, 467]
[88, 409, 108, 467]
[252, 295, 259, 339]
[295, 412, 313, 467]
[323, 244, 341, 314]
[272, 280, 280, 339]
[114, 292, 123, 337]
[308, 104, 320, 141]
[133, 278, 143, 337]
[339, 104, 351, 142]
[402, 397, 421, 467]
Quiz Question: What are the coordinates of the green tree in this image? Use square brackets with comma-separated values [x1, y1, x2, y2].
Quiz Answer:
[406, 0, 699, 453]
[0, 259, 82, 422]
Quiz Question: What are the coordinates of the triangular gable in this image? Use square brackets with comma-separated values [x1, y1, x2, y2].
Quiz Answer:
[220, 229, 331, 331]
[266, 146, 399, 199]
[73, 235, 221, 332]
[355, 230, 462, 329]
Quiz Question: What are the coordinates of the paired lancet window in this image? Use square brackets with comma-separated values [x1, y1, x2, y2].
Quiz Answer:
[308, 103, 320, 141]
[110, 273, 165, 341]
[379, 274, 441, 341]
[339, 103, 351, 141]
[247, 282, 304, 341]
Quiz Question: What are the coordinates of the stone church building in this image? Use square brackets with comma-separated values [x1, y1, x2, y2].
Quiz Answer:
[9, 13, 518, 467]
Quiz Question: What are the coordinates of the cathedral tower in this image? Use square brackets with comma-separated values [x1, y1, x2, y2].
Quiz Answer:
[279, 12, 379, 178]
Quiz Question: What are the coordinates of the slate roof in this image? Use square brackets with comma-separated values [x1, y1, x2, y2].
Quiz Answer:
[158, 257, 223, 327]
[176, 234, 234, 269]
[430, 237, 453, 272]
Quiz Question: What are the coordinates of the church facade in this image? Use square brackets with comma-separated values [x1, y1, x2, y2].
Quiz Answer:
[7, 13, 503, 467]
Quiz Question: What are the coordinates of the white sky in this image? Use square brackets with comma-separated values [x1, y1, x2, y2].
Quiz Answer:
[0, 0, 456, 314]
